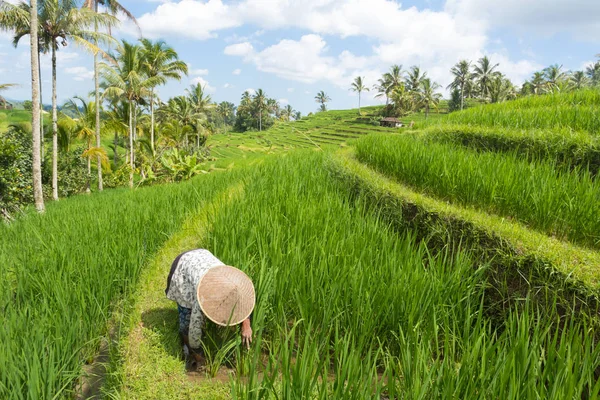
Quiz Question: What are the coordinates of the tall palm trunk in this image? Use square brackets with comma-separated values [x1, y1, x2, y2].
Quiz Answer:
[94, 13, 103, 191]
[358, 91, 361, 114]
[30, 0, 44, 212]
[51, 45, 58, 200]
[38, 50, 44, 161]
[86, 139, 91, 193]
[150, 89, 155, 153]
[128, 99, 133, 188]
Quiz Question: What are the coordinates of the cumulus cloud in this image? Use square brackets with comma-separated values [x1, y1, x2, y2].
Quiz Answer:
[223, 83, 233, 88]
[244, 88, 256, 95]
[190, 76, 216, 92]
[445, 0, 600, 39]
[224, 43, 254, 57]
[277, 98, 289, 105]
[189, 68, 209, 76]
[65, 66, 94, 81]
[232, 68, 242, 75]
[130, 0, 240, 40]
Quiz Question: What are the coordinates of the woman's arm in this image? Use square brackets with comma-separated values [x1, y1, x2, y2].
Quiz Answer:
[241, 318, 252, 349]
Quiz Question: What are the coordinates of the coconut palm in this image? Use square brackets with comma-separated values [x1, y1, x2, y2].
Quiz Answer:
[530, 71, 547, 95]
[1, 0, 116, 200]
[405, 66, 427, 93]
[253, 89, 268, 130]
[30, 0, 44, 211]
[543, 64, 567, 92]
[185, 83, 213, 146]
[283, 104, 294, 121]
[473, 56, 501, 101]
[389, 83, 413, 117]
[84, 0, 137, 192]
[569, 71, 589, 90]
[373, 78, 390, 105]
[383, 65, 404, 91]
[216, 101, 235, 125]
[447, 60, 472, 110]
[139, 38, 187, 154]
[417, 78, 441, 118]
[489, 75, 517, 103]
[585, 61, 600, 86]
[350, 76, 369, 114]
[314, 90, 331, 112]
[101, 40, 160, 187]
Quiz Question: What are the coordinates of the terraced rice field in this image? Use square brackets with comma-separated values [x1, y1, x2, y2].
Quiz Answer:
[206, 107, 421, 161]
[3, 92, 600, 399]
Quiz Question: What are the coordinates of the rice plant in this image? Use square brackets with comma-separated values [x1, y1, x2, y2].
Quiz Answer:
[0, 170, 244, 399]
[204, 152, 599, 398]
[355, 134, 600, 248]
[440, 89, 600, 133]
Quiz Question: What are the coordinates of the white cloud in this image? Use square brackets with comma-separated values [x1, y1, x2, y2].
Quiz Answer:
[65, 66, 94, 82]
[277, 98, 289, 105]
[224, 43, 254, 57]
[223, 83, 233, 88]
[189, 68, 209, 76]
[287, 88, 294, 92]
[190, 76, 216, 93]
[446, 0, 600, 40]
[131, 0, 241, 40]
[232, 68, 242, 75]
[244, 88, 256, 95]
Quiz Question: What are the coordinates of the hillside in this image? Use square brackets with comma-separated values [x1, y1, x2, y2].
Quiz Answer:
[2, 92, 600, 399]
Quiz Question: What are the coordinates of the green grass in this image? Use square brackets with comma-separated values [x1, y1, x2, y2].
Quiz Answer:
[419, 124, 600, 174]
[0, 109, 35, 133]
[438, 89, 600, 133]
[0, 170, 245, 399]
[355, 133, 600, 249]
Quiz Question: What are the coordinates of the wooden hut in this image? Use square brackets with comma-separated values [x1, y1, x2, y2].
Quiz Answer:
[380, 117, 403, 128]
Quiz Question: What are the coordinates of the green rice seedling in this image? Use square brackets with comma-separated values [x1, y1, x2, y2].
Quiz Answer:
[355, 134, 600, 248]
[439, 88, 600, 133]
[420, 124, 600, 175]
[203, 151, 600, 398]
[0, 170, 246, 399]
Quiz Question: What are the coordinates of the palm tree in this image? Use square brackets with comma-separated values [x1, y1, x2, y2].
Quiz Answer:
[543, 64, 566, 92]
[405, 66, 427, 93]
[473, 56, 500, 101]
[417, 78, 441, 118]
[569, 71, 589, 90]
[350, 76, 369, 114]
[314, 90, 331, 112]
[216, 101, 235, 125]
[384, 65, 404, 91]
[30, 0, 44, 211]
[186, 83, 213, 147]
[448, 60, 472, 110]
[489, 75, 517, 103]
[158, 95, 197, 148]
[585, 61, 600, 86]
[1, 0, 115, 200]
[253, 89, 268, 130]
[84, 0, 137, 192]
[139, 38, 187, 154]
[284, 104, 294, 121]
[530, 71, 547, 95]
[293, 111, 301, 120]
[101, 40, 159, 187]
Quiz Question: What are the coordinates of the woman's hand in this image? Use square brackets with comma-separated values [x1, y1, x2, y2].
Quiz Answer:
[241, 318, 252, 349]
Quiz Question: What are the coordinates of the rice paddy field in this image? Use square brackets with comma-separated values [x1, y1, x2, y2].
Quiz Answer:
[2, 91, 600, 399]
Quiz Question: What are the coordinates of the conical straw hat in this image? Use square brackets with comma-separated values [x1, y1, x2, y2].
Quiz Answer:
[197, 265, 255, 326]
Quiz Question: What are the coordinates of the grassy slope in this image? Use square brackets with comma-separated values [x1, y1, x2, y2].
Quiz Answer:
[205, 107, 444, 162]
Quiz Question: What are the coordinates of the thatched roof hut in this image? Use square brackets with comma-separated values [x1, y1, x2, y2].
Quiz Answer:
[380, 117, 403, 128]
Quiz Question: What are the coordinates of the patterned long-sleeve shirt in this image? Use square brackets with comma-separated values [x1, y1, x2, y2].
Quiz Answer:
[165, 249, 225, 349]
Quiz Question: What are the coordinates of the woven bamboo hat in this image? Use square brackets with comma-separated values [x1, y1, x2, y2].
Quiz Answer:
[196, 266, 255, 326]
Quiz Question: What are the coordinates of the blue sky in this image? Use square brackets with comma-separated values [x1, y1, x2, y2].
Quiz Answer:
[1, 0, 599, 114]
